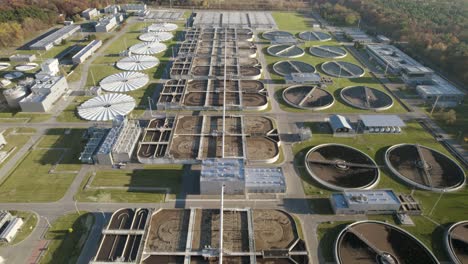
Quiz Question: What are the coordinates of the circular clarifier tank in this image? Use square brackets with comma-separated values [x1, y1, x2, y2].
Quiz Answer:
[445, 220, 468, 264]
[298, 31, 332, 42]
[267, 44, 304, 58]
[335, 221, 439, 264]
[305, 144, 379, 191]
[340, 86, 393, 111]
[309, 45, 347, 59]
[282, 85, 334, 110]
[321, 61, 365, 78]
[385, 144, 465, 192]
[272, 60, 316, 76]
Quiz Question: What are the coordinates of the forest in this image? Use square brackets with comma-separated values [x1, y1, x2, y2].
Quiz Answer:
[313, 0, 468, 88]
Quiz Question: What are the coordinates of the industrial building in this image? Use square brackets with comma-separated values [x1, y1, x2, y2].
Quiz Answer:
[95, 15, 118, 32]
[29, 25, 81, 50]
[366, 44, 434, 84]
[35, 58, 60, 79]
[94, 116, 141, 165]
[200, 158, 286, 195]
[72, 40, 102, 64]
[200, 159, 246, 195]
[120, 3, 147, 12]
[330, 189, 401, 214]
[103, 5, 120, 14]
[416, 75, 465, 107]
[343, 28, 373, 43]
[82, 8, 99, 20]
[245, 167, 285, 193]
[19, 75, 68, 112]
[357, 114, 405, 134]
[9, 54, 36, 62]
[0, 211, 24, 243]
[327, 114, 353, 135]
[79, 127, 110, 164]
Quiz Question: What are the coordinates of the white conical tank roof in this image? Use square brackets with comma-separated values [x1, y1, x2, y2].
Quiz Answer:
[116, 55, 160, 71]
[129, 42, 167, 55]
[78, 93, 136, 121]
[139, 32, 173, 42]
[148, 23, 178, 32]
[100, 71, 149, 92]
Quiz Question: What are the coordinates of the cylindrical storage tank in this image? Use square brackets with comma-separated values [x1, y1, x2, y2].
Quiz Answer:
[3, 87, 28, 108]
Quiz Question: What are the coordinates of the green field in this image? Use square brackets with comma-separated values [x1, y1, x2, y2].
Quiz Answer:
[0, 128, 35, 170]
[75, 165, 184, 203]
[40, 212, 94, 264]
[55, 96, 91, 123]
[0, 129, 84, 202]
[0, 211, 37, 246]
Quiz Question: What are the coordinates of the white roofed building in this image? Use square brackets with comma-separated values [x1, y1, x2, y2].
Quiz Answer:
[331, 189, 401, 214]
[200, 159, 245, 195]
[19, 75, 68, 112]
[82, 8, 99, 20]
[416, 75, 464, 107]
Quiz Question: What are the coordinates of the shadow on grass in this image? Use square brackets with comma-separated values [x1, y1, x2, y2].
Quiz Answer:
[46, 213, 94, 264]
[318, 222, 351, 262]
[38, 128, 86, 166]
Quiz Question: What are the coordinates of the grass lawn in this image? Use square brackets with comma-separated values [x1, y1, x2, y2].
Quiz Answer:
[75, 164, 184, 203]
[0, 111, 51, 123]
[56, 96, 91, 123]
[0, 128, 34, 170]
[272, 12, 317, 31]
[0, 210, 38, 247]
[0, 129, 84, 202]
[40, 212, 94, 264]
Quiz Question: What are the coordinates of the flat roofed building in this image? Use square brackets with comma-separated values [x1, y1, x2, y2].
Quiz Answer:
[416, 75, 464, 107]
[82, 8, 99, 20]
[377, 35, 391, 44]
[95, 16, 117, 32]
[0, 211, 13, 229]
[19, 75, 68, 112]
[358, 114, 405, 134]
[328, 114, 353, 134]
[121, 4, 147, 12]
[200, 159, 245, 195]
[103, 5, 120, 14]
[9, 54, 36, 62]
[343, 28, 373, 43]
[366, 44, 433, 83]
[331, 189, 401, 214]
[245, 167, 285, 193]
[72, 40, 102, 64]
[0, 217, 24, 243]
[285, 72, 321, 84]
[30, 25, 81, 50]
